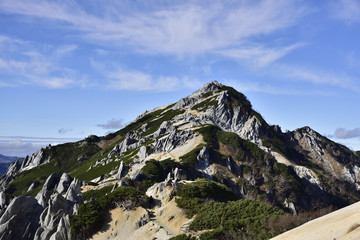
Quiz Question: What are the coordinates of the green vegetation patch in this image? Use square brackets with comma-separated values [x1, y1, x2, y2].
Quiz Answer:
[191, 98, 218, 111]
[72, 147, 139, 183]
[191, 200, 283, 240]
[83, 185, 113, 201]
[169, 234, 196, 240]
[274, 162, 303, 192]
[221, 86, 252, 113]
[141, 108, 185, 136]
[71, 186, 148, 239]
[179, 144, 205, 167]
[175, 179, 236, 217]
[195, 125, 271, 163]
[141, 158, 178, 182]
[6, 141, 101, 197]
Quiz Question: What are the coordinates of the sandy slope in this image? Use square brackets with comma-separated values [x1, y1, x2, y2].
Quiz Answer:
[271, 201, 360, 240]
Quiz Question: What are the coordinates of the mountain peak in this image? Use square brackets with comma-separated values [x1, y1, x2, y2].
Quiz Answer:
[199, 80, 223, 93]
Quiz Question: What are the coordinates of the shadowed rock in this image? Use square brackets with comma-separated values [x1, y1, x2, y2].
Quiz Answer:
[0, 196, 43, 240]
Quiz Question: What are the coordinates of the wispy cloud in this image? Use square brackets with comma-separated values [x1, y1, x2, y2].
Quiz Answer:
[0, 136, 82, 157]
[331, 0, 360, 23]
[331, 128, 360, 139]
[0, 35, 79, 88]
[223, 79, 333, 96]
[273, 64, 360, 93]
[97, 119, 124, 130]
[90, 58, 201, 92]
[0, 139, 39, 157]
[58, 128, 72, 134]
[0, 0, 306, 58]
[218, 43, 305, 68]
[107, 68, 181, 91]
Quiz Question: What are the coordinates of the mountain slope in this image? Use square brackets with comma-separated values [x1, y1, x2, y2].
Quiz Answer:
[0, 81, 359, 240]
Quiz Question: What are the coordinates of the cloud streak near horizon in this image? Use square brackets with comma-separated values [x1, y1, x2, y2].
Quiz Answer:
[0, 136, 82, 157]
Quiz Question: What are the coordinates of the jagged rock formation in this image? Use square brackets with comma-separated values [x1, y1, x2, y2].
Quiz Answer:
[0, 196, 43, 240]
[21, 148, 50, 172]
[153, 130, 194, 153]
[0, 81, 359, 239]
[56, 173, 73, 194]
[34, 194, 74, 240]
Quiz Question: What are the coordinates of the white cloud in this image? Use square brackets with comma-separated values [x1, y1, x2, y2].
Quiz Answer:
[273, 65, 360, 93]
[103, 65, 199, 92]
[223, 79, 333, 96]
[0, 36, 79, 88]
[0, 0, 306, 58]
[218, 44, 304, 68]
[96, 119, 124, 130]
[0, 136, 81, 157]
[332, 0, 360, 23]
[34, 77, 74, 88]
[333, 128, 360, 139]
[0, 139, 41, 157]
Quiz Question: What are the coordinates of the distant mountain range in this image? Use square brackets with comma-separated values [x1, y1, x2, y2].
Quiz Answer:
[0, 154, 18, 163]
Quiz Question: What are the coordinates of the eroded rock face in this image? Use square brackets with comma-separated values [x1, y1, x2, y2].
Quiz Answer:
[153, 121, 176, 138]
[36, 173, 60, 208]
[0, 196, 43, 240]
[195, 147, 214, 179]
[21, 149, 50, 172]
[171, 81, 222, 110]
[0, 192, 6, 209]
[137, 146, 148, 160]
[27, 181, 40, 192]
[109, 131, 145, 156]
[34, 194, 74, 240]
[0, 159, 22, 190]
[153, 130, 194, 153]
[115, 161, 127, 180]
[65, 178, 83, 203]
[56, 173, 73, 194]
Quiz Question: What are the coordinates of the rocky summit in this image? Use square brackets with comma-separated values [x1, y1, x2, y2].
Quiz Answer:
[0, 81, 360, 240]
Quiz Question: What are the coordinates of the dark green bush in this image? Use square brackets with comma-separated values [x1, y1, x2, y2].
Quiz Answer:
[71, 203, 103, 239]
[83, 185, 113, 201]
[176, 179, 236, 202]
[175, 179, 237, 217]
[191, 98, 218, 111]
[169, 234, 196, 240]
[141, 159, 178, 182]
[199, 229, 235, 240]
[191, 200, 283, 240]
[180, 144, 205, 167]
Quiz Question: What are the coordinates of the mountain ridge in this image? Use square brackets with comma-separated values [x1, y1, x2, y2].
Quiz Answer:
[0, 81, 359, 240]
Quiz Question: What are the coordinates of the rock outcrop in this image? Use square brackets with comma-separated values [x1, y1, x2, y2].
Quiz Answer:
[21, 148, 50, 172]
[65, 178, 83, 203]
[34, 194, 74, 240]
[153, 130, 194, 153]
[0, 196, 43, 240]
[56, 173, 73, 194]
[36, 173, 60, 208]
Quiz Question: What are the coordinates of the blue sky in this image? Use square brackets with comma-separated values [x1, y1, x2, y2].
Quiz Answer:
[0, 0, 359, 157]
